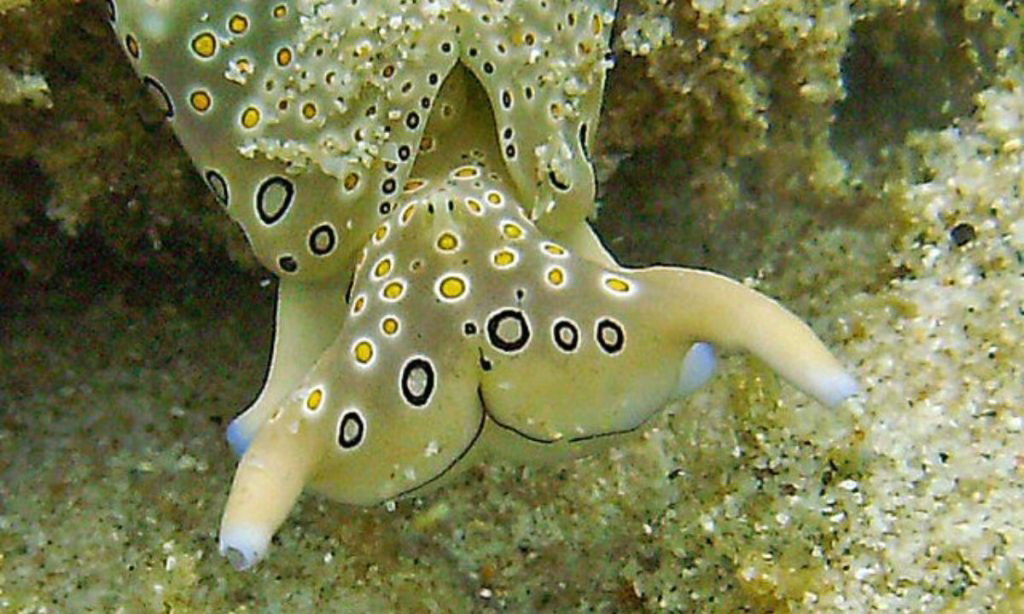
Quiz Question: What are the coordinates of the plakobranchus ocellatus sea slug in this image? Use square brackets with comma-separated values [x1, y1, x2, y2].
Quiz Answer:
[108, 0, 857, 570]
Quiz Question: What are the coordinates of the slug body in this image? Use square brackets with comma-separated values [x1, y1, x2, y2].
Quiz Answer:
[108, 0, 857, 570]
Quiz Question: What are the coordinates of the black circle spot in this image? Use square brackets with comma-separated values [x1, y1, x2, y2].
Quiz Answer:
[401, 357, 436, 408]
[505, 145, 516, 158]
[483, 61, 494, 74]
[382, 178, 396, 194]
[440, 41, 452, 53]
[256, 176, 295, 225]
[501, 91, 512, 109]
[143, 76, 174, 119]
[486, 309, 531, 353]
[205, 170, 229, 206]
[308, 224, 336, 256]
[337, 411, 365, 449]
[950, 222, 976, 247]
[595, 318, 625, 354]
[378, 201, 392, 215]
[552, 319, 580, 353]
[405, 112, 420, 130]
[463, 321, 478, 336]
[398, 145, 411, 160]
[428, 73, 440, 86]
[278, 255, 298, 273]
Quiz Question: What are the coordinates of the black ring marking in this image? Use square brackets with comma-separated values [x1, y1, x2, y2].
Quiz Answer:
[548, 170, 570, 191]
[256, 176, 295, 225]
[400, 357, 436, 408]
[552, 318, 580, 353]
[143, 76, 173, 119]
[595, 318, 625, 354]
[308, 223, 336, 256]
[278, 255, 298, 273]
[205, 170, 229, 206]
[337, 410, 366, 449]
[486, 308, 530, 354]
[395, 398, 485, 499]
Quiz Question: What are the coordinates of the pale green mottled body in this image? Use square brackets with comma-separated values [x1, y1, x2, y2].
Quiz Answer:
[108, 0, 857, 570]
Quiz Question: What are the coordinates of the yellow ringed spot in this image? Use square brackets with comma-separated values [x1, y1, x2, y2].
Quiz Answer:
[353, 339, 375, 365]
[403, 178, 426, 194]
[373, 257, 393, 279]
[373, 223, 389, 244]
[465, 197, 484, 215]
[492, 249, 518, 268]
[382, 280, 405, 301]
[400, 204, 417, 225]
[191, 32, 216, 58]
[306, 388, 324, 411]
[343, 172, 360, 191]
[273, 4, 288, 19]
[240, 106, 261, 129]
[125, 34, 140, 59]
[485, 191, 504, 206]
[547, 267, 566, 287]
[437, 275, 468, 301]
[436, 232, 459, 252]
[542, 242, 567, 257]
[381, 316, 400, 336]
[502, 222, 524, 240]
[302, 102, 318, 120]
[453, 165, 480, 179]
[352, 294, 367, 315]
[276, 47, 293, 67]
[189, 90, 212, 113]
[228, 13, 250, 35]
[604, 276, 632, 294]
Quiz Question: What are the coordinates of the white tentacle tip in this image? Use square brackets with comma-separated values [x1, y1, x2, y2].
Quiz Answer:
[219, 524, 271, 571]
[814, 370, 859, 408]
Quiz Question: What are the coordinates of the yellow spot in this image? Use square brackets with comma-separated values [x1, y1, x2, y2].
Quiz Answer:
[353, 340, 374, 365]
[438, 275, 467, 300]
[273, 4, 288, 18]
[400, 204, 417, 224]
[592, 13, 603, 35]
[381, 317, 400, 336]
[373, 257, 392, 279]
[228, 13, 250, 35]
[189, 90, 212, 113]
[465, 198, 483, 215]
[191, 32, 216, 58]
[403, 179, 426, 193]
[436, 232, 459, 252]
[126, 34, 140, 59]
[547, 267, 565, 287]
[605, 277, 631, 294]
[493, 249, 517, 268]
[502, 222, 524, 240]
[302, 102, 317, 120]
[352, 295, 367, 315]
[485, 191, 504, 206]
[543, 242, 567, 256]
[276, 47, 292, 66]
[373, 223, 389, 244]
[453, 166, 479, 179]
[344, 172, 360, 191]
[383, 281, 405, 301]
[241, 106, 261, 129]
[306, 388, 323, 411]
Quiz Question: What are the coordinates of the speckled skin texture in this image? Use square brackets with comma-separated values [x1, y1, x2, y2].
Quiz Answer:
[2, 0, 1023, 611]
